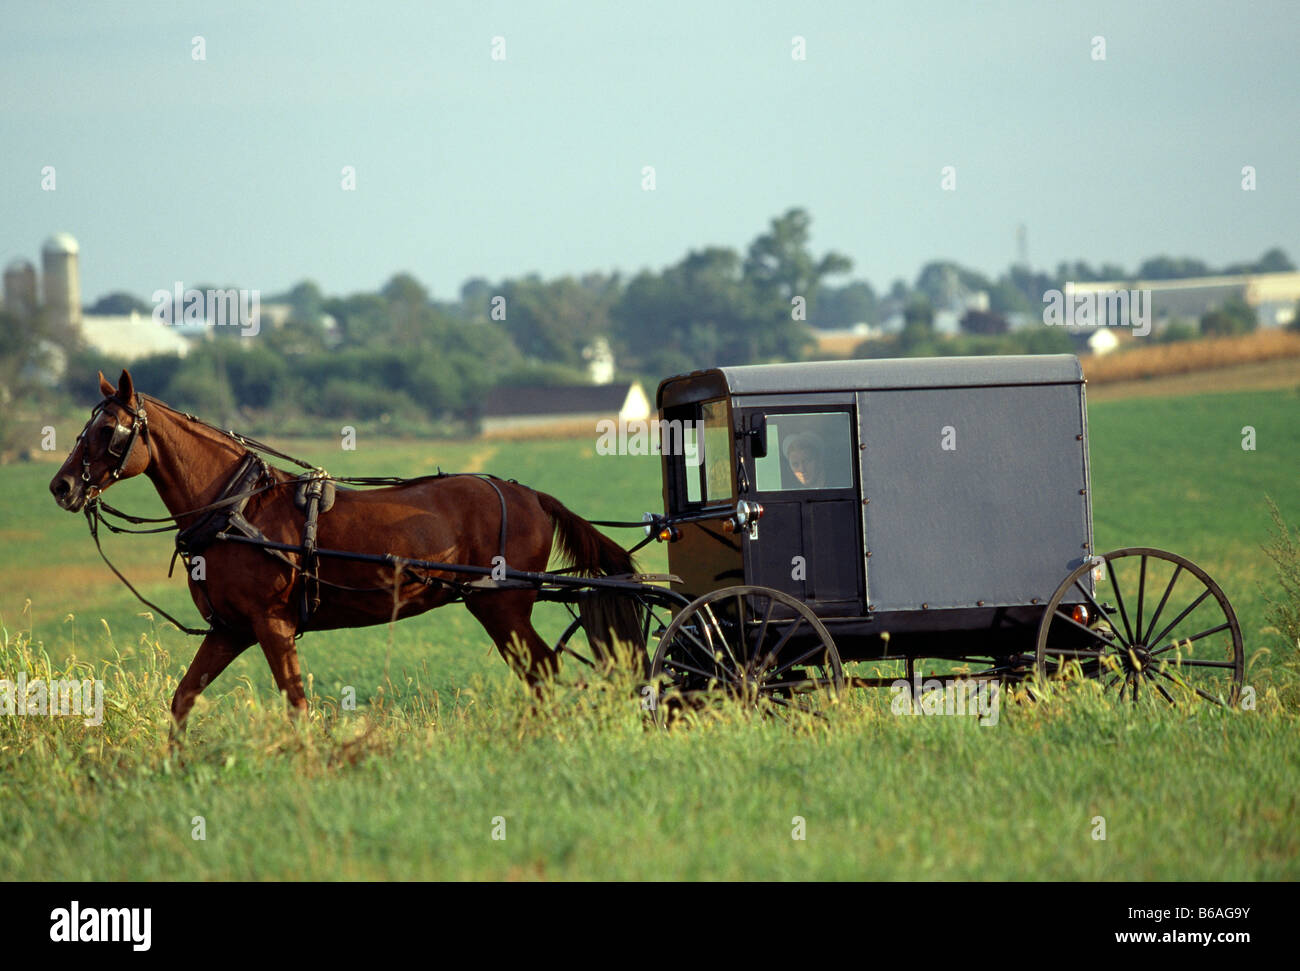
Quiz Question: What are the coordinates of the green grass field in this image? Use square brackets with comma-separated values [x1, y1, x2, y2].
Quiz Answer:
[2, 386, 1297, 880]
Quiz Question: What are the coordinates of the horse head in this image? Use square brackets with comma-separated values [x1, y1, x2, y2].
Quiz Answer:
[50, 370, 153, 512]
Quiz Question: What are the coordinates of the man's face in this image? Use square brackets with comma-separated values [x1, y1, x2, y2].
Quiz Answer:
[788, 446, 821, 486]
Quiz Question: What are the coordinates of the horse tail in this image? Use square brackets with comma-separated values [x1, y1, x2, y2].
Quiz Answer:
[534, 491, 646, 672]
[534, 490, 635, 579]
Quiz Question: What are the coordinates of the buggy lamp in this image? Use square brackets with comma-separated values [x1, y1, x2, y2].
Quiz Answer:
[722, 500, 764, 534]
[641, 512, 681, 543]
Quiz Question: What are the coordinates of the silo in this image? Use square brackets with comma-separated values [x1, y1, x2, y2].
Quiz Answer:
[41, 232, 81, 332]
[3, 259, 39, 318]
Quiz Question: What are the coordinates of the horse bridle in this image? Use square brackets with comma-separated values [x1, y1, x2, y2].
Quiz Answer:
[76, 396, 151, 490]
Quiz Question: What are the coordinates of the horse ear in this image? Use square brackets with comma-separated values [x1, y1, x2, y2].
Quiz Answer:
[99, 371, 115, 397]
[117, 369, 135, 403]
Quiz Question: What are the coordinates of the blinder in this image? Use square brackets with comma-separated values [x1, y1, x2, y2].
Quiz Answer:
[77, 398, 149, 485]
[107, 419, 135, 459]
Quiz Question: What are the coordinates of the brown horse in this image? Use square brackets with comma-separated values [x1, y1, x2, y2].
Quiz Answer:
[50, 370, 635, 728]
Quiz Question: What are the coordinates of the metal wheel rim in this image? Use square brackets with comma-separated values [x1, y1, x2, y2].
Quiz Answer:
[649, 585, 844, 726]
[1034, 547, 1244, 707]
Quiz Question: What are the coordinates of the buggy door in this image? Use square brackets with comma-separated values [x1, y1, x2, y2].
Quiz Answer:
[738, 405, 864, 615]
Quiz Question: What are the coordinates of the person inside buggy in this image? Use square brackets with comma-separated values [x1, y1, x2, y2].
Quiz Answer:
[781, 431, 826, 489]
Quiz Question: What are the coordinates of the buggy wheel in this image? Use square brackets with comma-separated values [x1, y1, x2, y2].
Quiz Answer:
[553, 616, 598, 675]
[553, 601, 673, 684]
[648, 585, 844, 727]
[1034, 547, 1244, 707]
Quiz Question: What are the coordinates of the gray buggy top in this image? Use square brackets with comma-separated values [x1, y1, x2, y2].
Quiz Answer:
[657, 354, 1091, 623]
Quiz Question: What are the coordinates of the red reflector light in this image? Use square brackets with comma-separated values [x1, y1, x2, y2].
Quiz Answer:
[1071, 604, 1090, 625]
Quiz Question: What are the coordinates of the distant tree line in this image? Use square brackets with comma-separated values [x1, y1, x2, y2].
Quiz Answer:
[16, 208, 1294, 431]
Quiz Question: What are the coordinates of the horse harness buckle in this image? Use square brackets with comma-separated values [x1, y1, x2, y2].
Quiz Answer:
[295, 470, 334, 628]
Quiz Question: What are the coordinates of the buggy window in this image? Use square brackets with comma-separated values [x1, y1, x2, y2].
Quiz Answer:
[701, 399, 733, 502]
[683, 422, 701, 503]
[755, 411, 853, 492]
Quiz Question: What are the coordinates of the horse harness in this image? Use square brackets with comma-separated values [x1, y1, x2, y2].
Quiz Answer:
[169, 455, 514, 631]
[79, 394, 518, 635]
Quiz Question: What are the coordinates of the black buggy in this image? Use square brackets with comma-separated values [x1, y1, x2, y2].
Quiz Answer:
[552, 354, 1244, 720]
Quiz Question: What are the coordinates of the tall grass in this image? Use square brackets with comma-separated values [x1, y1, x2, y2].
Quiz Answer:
[1260, 498, 1300, 705]
[2, 607, 1298, 880]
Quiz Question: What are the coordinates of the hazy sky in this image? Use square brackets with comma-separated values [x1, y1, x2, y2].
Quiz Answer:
[3, 1, 1297, 305]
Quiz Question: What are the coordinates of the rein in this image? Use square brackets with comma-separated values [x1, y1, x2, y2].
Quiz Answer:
[84, 501, 213, 636]
[88, 394, 459, 530]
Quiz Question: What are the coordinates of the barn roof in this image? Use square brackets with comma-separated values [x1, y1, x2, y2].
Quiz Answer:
[482, 383, 634, 418]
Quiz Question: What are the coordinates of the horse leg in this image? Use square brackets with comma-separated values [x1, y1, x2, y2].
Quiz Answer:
[466, 591, 558, 696]
[170, 626, 255, 732]
[254, 614, 310, 717]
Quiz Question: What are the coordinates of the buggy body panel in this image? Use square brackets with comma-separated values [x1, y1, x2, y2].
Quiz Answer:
[656, 355, 1094, 646]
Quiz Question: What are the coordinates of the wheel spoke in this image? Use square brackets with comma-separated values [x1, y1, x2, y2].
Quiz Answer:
[555, 619, 597, 672]
[1139, 563, 1182, 645]
[1105, 558, 1137, 647]
[1036, 551, 1241, 709]
[704, 605, 744, 677]
[767, 637, 827, 681]
[1156, 656, 1237, 669]
[1135, 554, 1147, 646]
[676, 622, 714, 662]
[1152, 664, 1227, 706]
[651, 586, 842, 726]
[732, 591, 748, 657]
[751, 597, 777, 669]
[1050, 607, 1117, 650]
[1154, 652, 1232, 670]
[641, 606, 655, 645]
[1071, 577, 1131, 649]
[756, 617, 809, 678]
[562, 647, 596, 669]
[1150, 622, 1232, 655]
[662, 657, 728, 684]
[676, 622, 734, 676]
[1147, 589, 1212, 650]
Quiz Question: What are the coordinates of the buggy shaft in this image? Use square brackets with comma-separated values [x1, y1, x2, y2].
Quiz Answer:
[213, 532, 665, 592]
